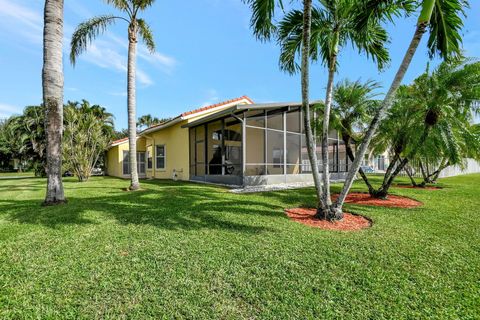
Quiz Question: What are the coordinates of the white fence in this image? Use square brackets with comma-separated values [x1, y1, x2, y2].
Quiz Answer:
[438, 158, 480, 178]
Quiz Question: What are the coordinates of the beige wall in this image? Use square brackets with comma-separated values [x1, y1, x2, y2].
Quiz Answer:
[106, 137, 147, 179]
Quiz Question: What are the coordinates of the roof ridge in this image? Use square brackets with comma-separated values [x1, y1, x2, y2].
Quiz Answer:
[181, 95, 253, 117]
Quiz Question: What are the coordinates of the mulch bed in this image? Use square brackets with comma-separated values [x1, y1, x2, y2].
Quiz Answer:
[331, 192, 422, 208]
[285, 208, 371, 231]
[394, 184, 442, 190]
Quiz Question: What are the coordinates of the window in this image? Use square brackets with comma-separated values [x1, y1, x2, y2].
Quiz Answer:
[156, 145, 166, 169]
[123, 151, 130, 175]
[138, 152, 146, 174]
[147, 150, 152, 169]
[122, 151, 145, 175]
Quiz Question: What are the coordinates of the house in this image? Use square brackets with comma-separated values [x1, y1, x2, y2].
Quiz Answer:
[106, 96, 354, 186]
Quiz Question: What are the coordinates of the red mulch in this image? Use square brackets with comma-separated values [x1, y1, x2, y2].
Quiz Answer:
[394, 184, 442, 190]
[285, 208, 371, 231]
[331, 192, 422, 208]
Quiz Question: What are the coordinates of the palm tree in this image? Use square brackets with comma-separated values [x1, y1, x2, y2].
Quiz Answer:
[251, 0, 392, 219]
[330, 79, 381, 195]
[137, 114, 160, 130]
[43, 0, 66, 205]
[372, 59, 480, 197]
[335, 0, 468, 210]
[70, 0, 157, 191]
[245, 0, 326, 215]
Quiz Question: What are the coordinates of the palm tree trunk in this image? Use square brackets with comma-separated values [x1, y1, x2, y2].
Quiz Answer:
[301, 0, 325, 216]
[128, 24, 140, 190]
[43, 0, 66, 205]
[320, 58, 337, 219]
[343, 136, 375, 195]
[333, 0, 435, 210]
[375, 126, 431, 197]
[404, 162, 418, 186]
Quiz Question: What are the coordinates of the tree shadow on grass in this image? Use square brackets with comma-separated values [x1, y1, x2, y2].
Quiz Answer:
[1, 180, 283, 234]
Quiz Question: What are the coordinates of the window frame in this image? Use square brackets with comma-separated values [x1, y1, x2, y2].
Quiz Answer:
[147, 150, 153, 170]
[155, 145, 166, 170]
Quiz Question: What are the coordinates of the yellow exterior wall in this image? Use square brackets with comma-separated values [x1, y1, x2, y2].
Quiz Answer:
[106, 137, 147, 179]
[144, 122, 189, 181]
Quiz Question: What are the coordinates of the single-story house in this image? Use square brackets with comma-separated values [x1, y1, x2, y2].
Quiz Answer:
[106, 96, 354, 186]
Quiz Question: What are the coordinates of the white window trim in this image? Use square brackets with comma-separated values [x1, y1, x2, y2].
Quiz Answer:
[156, 145, 166, 171]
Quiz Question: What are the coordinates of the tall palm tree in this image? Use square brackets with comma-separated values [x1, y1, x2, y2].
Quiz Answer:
[43, 0, 66, 205]
[330, 79, 381, 195]
[335, 0, 468, 210]
[245, 0, 326, 214]
[70, 0, 157, 191]
[277, 2, 391, 219]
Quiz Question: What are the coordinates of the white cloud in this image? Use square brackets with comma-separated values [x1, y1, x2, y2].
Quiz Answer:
[0, 0, 43, 44]
[199, 89, 220, 107]
[0, 0, 177, 87]
[0, 103, 22, 118]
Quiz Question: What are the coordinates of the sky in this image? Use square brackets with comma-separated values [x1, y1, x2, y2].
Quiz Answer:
[0, 0, 479, 130]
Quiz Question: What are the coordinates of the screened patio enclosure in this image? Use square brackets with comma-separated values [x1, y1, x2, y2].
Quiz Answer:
[185, 102, 353, 186]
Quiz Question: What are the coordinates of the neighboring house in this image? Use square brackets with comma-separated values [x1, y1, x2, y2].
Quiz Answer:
[106, 96, 354, 186]
[362, 150, 390, 173]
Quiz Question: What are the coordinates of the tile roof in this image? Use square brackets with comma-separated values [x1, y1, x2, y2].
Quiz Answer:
[110, 137, 129, 145]
[181, 95, 254, 117]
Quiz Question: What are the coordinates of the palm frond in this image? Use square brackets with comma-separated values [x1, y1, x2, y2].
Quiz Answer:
[137, 19, 155, 53]
[244, 0, 283, 41]
[70, 15, 119, 65]
[427, 0, 468, 60]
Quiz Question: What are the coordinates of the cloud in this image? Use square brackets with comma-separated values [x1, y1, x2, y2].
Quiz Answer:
[0, 0, 43, 44]
[0, 103, 22, 118]
[0, 0, 177, 87]
[199, 89, 220, 107]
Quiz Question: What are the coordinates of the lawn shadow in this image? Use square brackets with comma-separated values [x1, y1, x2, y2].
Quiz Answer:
[1, 179, 282, 234]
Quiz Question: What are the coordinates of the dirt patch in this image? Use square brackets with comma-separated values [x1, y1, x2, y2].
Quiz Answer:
[331, 192, 422, 208]
[285, 208, 371, 231]
[394, 184, 442, 190]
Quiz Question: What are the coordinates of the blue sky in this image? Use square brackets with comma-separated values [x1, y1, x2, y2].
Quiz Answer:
[0, 0, 479, 130]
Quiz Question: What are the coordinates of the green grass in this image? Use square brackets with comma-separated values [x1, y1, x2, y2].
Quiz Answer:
[0, 171, 34, 178]
[0, 174, 479, 319]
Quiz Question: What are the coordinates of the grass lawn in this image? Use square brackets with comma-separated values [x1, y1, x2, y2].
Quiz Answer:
[0, 171, 34, 178]
[0, 174, 479, 319]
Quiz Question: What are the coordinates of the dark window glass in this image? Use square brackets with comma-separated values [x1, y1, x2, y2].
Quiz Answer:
[245, 110, 265, 128]
[189, 128, 195, 168]
[138, 152, 146, 174]
[286, 109, 300, 132]
[266, 130, 283, 165]
[156, 145, 166, 169]
[207, 121, 223, 175]
[267, 110, 283, 130]
[246, 127, 265, 164]
[147, 150, 152, 169]
[123, 151, 130, 175]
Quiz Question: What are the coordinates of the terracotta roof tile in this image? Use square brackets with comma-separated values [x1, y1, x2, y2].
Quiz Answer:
[111, 137, 129, 145]
[181, 95, 254, 117]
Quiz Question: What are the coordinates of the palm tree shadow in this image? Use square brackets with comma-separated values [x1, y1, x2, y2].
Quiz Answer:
[1, 180, 282, 234]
